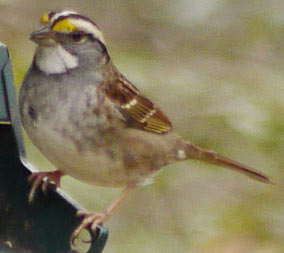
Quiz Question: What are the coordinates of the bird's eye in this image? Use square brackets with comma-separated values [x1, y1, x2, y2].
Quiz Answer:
[70, 31, 85, 42]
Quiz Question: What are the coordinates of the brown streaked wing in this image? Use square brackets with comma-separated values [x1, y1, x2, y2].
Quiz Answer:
[104, 77, 172, 134]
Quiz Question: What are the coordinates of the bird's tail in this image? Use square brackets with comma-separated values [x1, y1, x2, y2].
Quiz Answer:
[185, 142, 272, 184]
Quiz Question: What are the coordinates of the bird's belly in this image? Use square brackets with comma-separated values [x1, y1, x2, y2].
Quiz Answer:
[25, 122, 155, 187]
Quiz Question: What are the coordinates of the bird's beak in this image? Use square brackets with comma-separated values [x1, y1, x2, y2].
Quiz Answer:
[30, 26, 56, 47]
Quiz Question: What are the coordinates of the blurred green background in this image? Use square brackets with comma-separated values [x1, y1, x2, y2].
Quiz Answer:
[1, 0, 284, 252]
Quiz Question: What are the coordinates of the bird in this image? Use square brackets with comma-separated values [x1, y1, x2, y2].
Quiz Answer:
[18, 10, 271, 243]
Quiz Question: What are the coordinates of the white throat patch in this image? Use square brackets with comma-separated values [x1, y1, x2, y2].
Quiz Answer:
[35, 45, 78, 74]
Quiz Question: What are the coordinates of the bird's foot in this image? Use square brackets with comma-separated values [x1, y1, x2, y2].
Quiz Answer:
[71, 184, 135, 245]
[28, 170, 63, 203]
[71, 210, 109, 245]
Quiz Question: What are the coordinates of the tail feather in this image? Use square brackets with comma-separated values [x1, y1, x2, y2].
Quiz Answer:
[186, 142, 272, 184]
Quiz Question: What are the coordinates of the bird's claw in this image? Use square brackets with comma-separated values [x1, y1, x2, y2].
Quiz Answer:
[28, 170, 63, 203]
[71, 210, 109, 245]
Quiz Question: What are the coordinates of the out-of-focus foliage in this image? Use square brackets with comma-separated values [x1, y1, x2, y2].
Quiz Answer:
[1, 0, 284, 252]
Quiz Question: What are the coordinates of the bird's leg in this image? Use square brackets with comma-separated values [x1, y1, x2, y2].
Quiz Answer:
[71, 183, 135, 244]
[28, 170, 63, 203]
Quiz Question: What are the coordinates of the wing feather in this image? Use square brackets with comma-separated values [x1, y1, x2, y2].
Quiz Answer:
[103, 76, 172, 134]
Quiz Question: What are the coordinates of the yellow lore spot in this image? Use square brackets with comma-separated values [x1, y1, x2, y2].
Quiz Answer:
[40, 12, 50, 25]
[52, 18, 78, 32]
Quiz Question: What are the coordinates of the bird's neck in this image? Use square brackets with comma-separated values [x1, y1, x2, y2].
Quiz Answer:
[34, 45, 79, 74]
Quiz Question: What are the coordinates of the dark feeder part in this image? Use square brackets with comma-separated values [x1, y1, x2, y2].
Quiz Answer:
[0, 43, 108, 253]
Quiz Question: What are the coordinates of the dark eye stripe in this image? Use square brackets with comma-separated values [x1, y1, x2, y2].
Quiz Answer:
[70, 31, 85, 42]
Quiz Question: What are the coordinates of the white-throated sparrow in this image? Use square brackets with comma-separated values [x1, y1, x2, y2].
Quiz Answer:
[19, 10, 271, 243]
